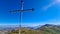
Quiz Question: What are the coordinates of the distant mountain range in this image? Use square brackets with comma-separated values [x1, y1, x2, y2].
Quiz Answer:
[21, 24, 60, 29]
[0, 24, 60, 34]
[20, 24, 60, 34]
[0, 25, 19, 31]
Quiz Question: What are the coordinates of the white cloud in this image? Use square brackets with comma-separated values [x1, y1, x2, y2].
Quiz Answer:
[56, 0, 60, 3]
[42, 2, 56, 11]
[42, 0, 60, 11]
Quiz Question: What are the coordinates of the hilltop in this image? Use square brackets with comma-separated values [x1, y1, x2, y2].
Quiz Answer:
[9, 24, 60, 34]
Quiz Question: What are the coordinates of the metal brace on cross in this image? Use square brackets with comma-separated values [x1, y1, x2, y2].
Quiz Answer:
[10, 0, 34, 34]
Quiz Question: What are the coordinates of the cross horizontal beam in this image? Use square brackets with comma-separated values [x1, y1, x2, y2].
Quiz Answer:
[10, 8, 34, 13]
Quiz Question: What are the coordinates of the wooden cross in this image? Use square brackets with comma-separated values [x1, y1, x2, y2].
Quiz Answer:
[10, 0, 34, 34]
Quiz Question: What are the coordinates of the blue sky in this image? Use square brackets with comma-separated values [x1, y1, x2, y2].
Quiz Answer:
[0, 0, 60, 26]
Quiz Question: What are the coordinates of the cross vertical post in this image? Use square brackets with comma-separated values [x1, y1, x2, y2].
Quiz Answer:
[19, 0, 24, 34]
[10, 0, 34, 34]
